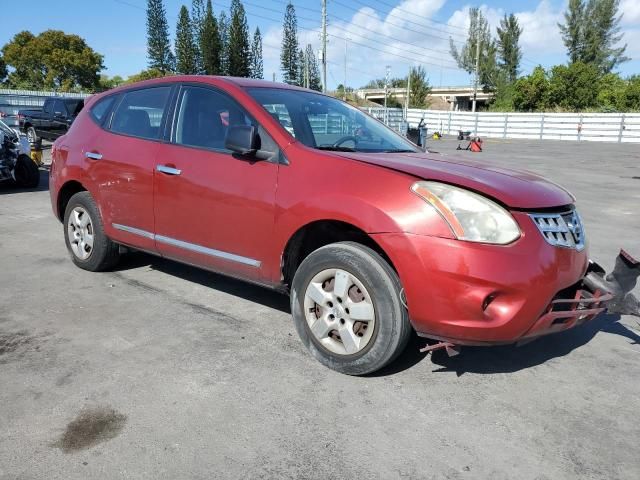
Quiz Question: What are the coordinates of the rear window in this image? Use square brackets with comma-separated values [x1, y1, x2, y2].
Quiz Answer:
[65, 99, 84, 116]
[90, 96, 116, 125]
[110, 87, 171, 140]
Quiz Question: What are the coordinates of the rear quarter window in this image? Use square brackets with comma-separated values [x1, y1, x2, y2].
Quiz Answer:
[90, 96, 116, 125]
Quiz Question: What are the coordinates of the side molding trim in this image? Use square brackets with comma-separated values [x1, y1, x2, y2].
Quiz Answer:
[112, 223, 261, 268]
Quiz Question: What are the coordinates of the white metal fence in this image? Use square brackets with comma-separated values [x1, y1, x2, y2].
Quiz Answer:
[365, 107, 640, 144]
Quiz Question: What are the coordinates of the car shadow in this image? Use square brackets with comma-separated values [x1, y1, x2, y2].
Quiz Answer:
[0, 169, 49, 195]
[369, 312, 639, 377]
[115, 252, 639, 377]
[114, 251, 291, 314]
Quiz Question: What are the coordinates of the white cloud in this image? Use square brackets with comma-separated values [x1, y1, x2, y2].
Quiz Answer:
[259, 0, 639, 89]
[621, 0, 640, 25]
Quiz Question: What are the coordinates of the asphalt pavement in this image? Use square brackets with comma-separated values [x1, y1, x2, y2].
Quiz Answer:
[0, 137, 639, 479]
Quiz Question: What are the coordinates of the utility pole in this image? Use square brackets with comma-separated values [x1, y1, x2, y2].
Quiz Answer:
[472, 24, 480, 113]
[405, 66, 411, 120]
[343, 37, 348, 100]
[304, 45, 310, 89]
[384, 65, 390, 124]
[321, 0, 327, 93]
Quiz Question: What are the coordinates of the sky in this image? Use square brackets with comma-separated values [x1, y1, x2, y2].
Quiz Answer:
[2, 0, 639, 90]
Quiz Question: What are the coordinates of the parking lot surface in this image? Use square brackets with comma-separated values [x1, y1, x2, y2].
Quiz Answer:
[1, 137, 639, 480]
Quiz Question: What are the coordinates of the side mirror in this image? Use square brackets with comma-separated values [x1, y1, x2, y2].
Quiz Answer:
[225, 125, 258, 156]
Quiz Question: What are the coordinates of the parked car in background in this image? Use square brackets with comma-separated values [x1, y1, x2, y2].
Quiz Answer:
[0, 119, 38, 188]
[0, 109, 20, 131]
[48, 76, 635, 375]
[18, 96, 84, 142]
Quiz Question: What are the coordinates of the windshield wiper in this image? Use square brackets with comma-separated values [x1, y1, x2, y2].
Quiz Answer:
[315, 146, 357, 152]
[382, 149, 416, 153]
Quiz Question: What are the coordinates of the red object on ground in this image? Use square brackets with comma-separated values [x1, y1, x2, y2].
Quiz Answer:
[470, 138, 483, 152]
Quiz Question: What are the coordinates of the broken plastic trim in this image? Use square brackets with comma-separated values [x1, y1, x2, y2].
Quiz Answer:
[418, 249, 640, 355]
[583, 249, 640, 318]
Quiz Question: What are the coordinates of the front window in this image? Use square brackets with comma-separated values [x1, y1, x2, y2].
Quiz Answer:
[246, 88, 418, 153]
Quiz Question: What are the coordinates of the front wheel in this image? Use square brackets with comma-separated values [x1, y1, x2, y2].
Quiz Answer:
[291, 242, 411, 375]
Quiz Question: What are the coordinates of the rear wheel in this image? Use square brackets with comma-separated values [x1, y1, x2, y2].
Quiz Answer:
[26, 126, 38, 144]
[63, 191, 120, 271]
[13, 154, 40, 188]
[291, 242, 411, 375]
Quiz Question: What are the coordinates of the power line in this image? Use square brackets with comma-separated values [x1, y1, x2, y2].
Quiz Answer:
[363, 0, 468, 32]
[344, 0, 467, 37]
[329, 0, 467, 46]
[213, 1, 462, 71]
[329, 19, 459, 67]
[267, 0, 461, 58]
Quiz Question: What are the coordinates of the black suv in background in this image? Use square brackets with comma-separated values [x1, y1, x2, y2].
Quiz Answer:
[18, 96, 84, 142]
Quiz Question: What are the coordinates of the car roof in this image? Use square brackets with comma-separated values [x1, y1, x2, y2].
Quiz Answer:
[104, 75, 310, 93]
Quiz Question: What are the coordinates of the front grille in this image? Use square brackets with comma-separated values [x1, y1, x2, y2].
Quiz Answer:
[529, 209, 585, 251]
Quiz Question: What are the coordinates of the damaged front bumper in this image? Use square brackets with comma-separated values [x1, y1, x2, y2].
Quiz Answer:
[421, 250, 640, 355]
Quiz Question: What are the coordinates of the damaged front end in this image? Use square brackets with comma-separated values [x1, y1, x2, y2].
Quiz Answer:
[421, 250, 640, 356]
[584, 250, 640, 317]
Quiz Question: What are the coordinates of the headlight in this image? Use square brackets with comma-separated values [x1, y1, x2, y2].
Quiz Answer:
[411, 181, 521, 244]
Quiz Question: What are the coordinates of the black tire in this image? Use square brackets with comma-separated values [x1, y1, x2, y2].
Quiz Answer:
[63, 191, 120, 271]
[291, 242, 411, 375]
[26, 126, 38, 144]
[13, 154, 40, 188]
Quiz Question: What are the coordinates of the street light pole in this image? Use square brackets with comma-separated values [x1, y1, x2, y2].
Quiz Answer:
[322, 0, 327, 93]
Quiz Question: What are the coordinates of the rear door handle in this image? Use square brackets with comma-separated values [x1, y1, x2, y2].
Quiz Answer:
[85, 152, 102, 160]
[156, 165, 182, 175]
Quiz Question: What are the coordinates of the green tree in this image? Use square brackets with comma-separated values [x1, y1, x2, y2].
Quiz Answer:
[218, 11, 229, 75]
[0, 54, 8, 83]
[250, 27, 263, 79]
[200, 0, 222, 75]
[583, 0, 628, 73]
[408, 66, 431, 108]
[512, 66, 550, 111]
[228, 0, 250, 77]
[99, 74, 125, 90]
[559, 0, 585, 64]
[175, 5, 198, 74]
[297, 48, 305, 87]
[305, 44, 322, 91]
[559, 0, 628, 73]
[450, 8, 498, 90]
[191, 0, 206, 73]
[281, 3, 299, 85]
[125, 68, 166, 84]
[496, 14, 522, 83]
[1, 30, 104, 91]
[597, 72, 626, 110]
[548, 62, 601, 110]
[147, 0, 175, 73]
[620, 76, 640, 111]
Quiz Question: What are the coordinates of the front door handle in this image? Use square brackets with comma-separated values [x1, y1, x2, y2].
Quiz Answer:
[85, 151, 102, 160]
[156, 165, 182, 175]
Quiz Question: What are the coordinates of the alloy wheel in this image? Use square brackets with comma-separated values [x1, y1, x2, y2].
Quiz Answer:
[67, 206, 94, 260]
[303, 268, 376, 355]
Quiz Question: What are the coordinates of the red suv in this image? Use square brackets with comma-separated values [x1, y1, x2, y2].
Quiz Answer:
[49, 76, 611, 375]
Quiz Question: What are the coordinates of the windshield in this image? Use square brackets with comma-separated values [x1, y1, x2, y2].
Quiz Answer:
[246, 87, 418, 153]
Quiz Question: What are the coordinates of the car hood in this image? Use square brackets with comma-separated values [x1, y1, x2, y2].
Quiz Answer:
[333, 150, 574, 209]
